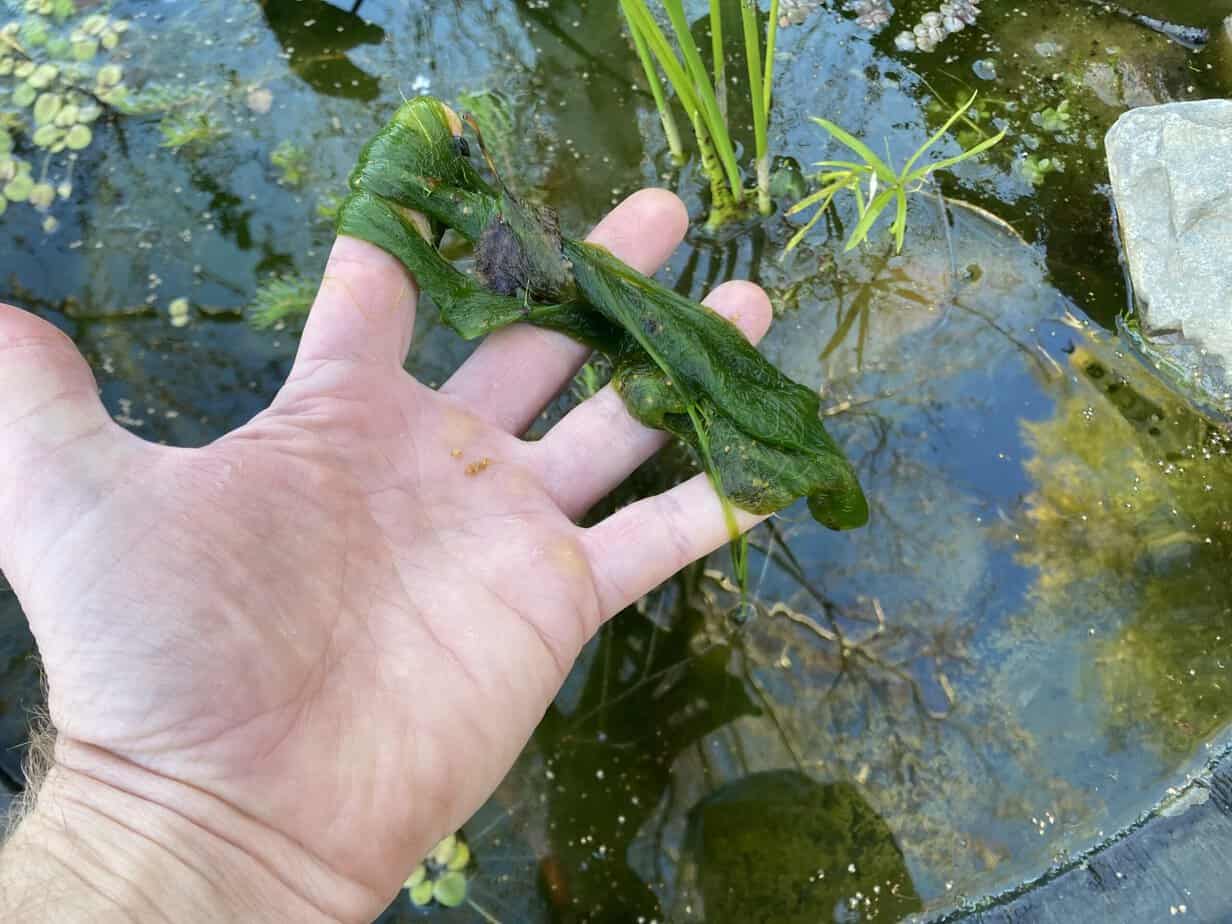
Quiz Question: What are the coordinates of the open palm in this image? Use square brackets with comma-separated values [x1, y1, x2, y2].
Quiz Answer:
[0, 190, 771, 920]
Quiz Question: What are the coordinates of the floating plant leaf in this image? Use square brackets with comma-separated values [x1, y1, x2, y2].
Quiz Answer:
[96, 63, 122, 88]
[27, 63, 58, 90]
[0, 196, 6, 217]
[33, 92, 62, 125]
[433, 872, 468, 908]
[32, 124, 62, 148]
[71, 36, 98, 61]
[0, 58, 13, 77]
[28, 182, 54, 209]
[64, 124, 91, 150]
[54, 103, 77, 127]
[13, 82, 37, 108]
[76, 102, 102, 123]
[13, 61, 35, 80]
[409, 878, 434, 906]
[4, 173, 34, 203]
[336, 97, 869, 529]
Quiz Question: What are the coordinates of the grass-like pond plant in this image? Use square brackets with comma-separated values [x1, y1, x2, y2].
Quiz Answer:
[786, 93, 1005, 253]
[621, 0, 779, 227]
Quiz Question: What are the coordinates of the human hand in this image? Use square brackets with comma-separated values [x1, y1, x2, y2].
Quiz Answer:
[0, 189, 772, 921]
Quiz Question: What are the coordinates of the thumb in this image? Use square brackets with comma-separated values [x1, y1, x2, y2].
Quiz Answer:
[0, 303, 133, 571]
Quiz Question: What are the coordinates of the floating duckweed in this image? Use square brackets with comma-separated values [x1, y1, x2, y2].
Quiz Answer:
[12, 82, 37, 108]
[3, 173, 34, 202]
[41, 214, 57, 233]
[13, 60, 34, 80]
[408, 875, 434, 906]
[111, 19, 129, 34]
[432, 872, 468, 908]
[27, 63, 59, 90]
[75, 102, 101, 123]
[28, 182, 54, 208]
[33, 92, 62, 125]
[55, 180, 70, 199]
[44, 35, 69, 58]
[0, 158, 15, 182]
[429, 835, 458, 867]
[446, 841, 470, 871]
[404, 832, 474, 909]
[80, 14, 107, 37]
[0, 196, 6, 217]
[0, 59, 13, 77]
[54, 103, 77, 126]
[64, 123, 90, 150]
[0, 132, 10, 156]
[100, 29, 119, 51]
[20, 17, 49, 48]
[70, 36, 98, 61]
[96, 63, 122, 88]
[31, 123, 61, 147]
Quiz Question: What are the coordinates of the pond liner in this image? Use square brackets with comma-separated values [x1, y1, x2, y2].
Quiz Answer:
[929, 739, 1232, 921]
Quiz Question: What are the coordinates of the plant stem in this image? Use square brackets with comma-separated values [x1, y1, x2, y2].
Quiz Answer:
[624, 6, 686, 164]
[709, 0, 726, 122]
[764, 0, 780, 115]
[661, 0, 745, 205]
[741, 0, 772, 215]
[693, 110, 738, 228]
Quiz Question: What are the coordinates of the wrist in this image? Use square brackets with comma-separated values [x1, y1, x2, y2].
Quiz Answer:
[0, 742, 379, 922]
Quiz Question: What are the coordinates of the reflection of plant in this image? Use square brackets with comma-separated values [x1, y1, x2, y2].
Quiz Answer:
[786, 94, 1004, 253]
[1018, 335, 1232, 759]
[620, 0, 780, 225]
[404, 832, 472, 908]
[270, 139, 310, 186]
[0, 5, 129, 227]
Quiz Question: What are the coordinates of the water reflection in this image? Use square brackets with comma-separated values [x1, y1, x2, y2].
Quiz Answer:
[258, 0, 384, 101]
[677, 770, 921, 922]
[1017, 333, 1232, 761]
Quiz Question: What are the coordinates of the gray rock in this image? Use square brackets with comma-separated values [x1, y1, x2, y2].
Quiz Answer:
[1106, 100, 1232, 414]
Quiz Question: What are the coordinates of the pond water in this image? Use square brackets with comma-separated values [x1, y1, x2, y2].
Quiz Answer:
[3, 0, 1232, 920]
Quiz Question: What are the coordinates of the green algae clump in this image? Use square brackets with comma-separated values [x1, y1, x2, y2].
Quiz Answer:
[337, 97, 868, 529]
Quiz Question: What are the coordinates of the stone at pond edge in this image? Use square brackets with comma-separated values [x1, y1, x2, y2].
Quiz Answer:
[1106, 100, 1232, 415]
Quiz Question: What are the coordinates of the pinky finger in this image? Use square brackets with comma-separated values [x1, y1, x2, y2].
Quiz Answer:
[582, 474, 769, 618]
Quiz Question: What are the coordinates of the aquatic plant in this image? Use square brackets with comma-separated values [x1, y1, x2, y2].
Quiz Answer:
[620, 0, 780, 225]
[337, 98, 868, 542]
[159, 108, 228, 152]
[248, 275, 317, 329]
[270, 139, 310, 187]
[404, 832, 472, 909]
[0, 3, 129, 226]
[785, 94, 1004, 253]
[1020, 153, 1061, 186]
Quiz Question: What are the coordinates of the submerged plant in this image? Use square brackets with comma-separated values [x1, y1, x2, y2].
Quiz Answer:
[620, 0, 780, 226]
[248, 275, 317, 329]
[159, 108, 227, 152]
[271, 139, 310, 186]
[336, 98, 867, 552]
[785, 93, 1004, 253]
